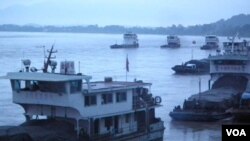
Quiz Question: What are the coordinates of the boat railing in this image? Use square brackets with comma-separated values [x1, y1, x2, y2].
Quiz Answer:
[149, 120, 164, 132]
[13, 91, 69, 106]
[133, 93, 160, 110]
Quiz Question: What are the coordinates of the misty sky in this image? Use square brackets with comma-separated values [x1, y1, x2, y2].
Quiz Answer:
[0, 0, 250, 27]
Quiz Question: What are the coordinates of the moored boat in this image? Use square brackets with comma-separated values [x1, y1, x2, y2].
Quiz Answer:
[110, 32, 139, 49]
[161, 35, 180, 48]
[172, 59, 209, 74]
[200, 35, 219, 50]
[0, 45, 165, 141]
[170, 35, 250, 122]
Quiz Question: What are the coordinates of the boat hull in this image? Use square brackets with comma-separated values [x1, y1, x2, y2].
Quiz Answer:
[169, 111, 231, 122]
[200, 45, 219, 50]
[110, 44, 139, 49]
[160, 44, 180, 48]
[172, 66, 209, 74]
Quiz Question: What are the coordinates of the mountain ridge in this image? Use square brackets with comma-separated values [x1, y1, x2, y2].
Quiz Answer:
[0, 14, 250, 37]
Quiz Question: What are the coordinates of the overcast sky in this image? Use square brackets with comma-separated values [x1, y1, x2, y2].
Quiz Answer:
[0, 0, 250, 27]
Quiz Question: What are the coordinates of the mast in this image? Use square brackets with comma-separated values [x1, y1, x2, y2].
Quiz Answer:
[43, 44, 57, 73]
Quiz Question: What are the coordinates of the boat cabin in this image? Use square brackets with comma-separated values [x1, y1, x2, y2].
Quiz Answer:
[123, 32, 138, 45]
[209, 40, 250, 75]
[205, 35, 219, 44]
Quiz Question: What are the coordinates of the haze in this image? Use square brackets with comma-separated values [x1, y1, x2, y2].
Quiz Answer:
[0, 0, 250, 27]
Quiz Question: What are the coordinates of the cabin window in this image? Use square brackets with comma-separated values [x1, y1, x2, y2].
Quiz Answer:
[214, 60, 244, 65]
[11, 80, 20, 91]
[70, 80, 82, 93]
[102, 93, 113, 104]
[85, 95, 97, 106]
[116, 92, 127, 102]
[39, 81, 66, 93]
[11, 80, 39, 91]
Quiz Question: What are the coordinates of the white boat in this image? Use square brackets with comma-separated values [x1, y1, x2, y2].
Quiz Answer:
[200, 35, 219, 50]
[0, 46, 164, 141]
[110, 32, 139, 49]
[161, 35, 180, 48]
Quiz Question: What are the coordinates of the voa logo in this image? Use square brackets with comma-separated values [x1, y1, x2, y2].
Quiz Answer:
[226, 129, 246, 136]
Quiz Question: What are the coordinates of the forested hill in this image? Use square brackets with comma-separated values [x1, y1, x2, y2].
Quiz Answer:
[0, 14, 250, 37]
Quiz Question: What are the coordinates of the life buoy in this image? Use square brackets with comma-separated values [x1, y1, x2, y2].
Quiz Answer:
[155, 96, 162, 104]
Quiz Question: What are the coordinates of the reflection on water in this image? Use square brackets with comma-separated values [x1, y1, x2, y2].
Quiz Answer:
[168, 120, 221, 141]
[0, 32, 249, 141]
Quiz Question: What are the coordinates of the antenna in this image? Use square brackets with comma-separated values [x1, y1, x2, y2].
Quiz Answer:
[228, 33, 238, 53]
[43, 44, 58, 73]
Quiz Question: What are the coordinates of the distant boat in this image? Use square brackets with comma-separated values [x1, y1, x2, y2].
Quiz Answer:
[172, 59, 210, 74]
[161, 35, 180, 48]
[110, 32, 139, 49]
[200, 35, 219, 50]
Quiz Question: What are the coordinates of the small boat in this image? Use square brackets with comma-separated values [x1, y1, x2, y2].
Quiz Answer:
[110, 32, 139, 49]
[172, 59, 210, 74]
[161, 35, 180, 48]
[200, 35, 219, 50]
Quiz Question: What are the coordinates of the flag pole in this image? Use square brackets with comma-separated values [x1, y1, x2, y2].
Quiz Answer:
[126, 54, 129, 82]
[126, 68, 127, 82]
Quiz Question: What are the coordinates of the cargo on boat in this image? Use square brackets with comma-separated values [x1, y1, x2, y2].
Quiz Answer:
[170, 35, 250, 121]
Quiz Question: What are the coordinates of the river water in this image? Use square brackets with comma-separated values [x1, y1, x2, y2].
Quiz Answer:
[0, 32, 248, 141]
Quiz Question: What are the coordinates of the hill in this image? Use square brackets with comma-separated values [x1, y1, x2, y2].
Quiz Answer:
[0, 14, 250, 36]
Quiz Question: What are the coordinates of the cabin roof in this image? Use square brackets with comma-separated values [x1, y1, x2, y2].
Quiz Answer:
[206, 35, 218, 38]
[0, 72, 92, 82]
[83, 81, 151, 92]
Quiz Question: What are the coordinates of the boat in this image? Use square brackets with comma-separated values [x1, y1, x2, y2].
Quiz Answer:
[110, 32, 139, 49]
[161, 35, 180, 48]
[171, 59, 210, 74]
[0, 46, 165, 141]
[170, 35, 250, 121]
[200, 35, 219, 50]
